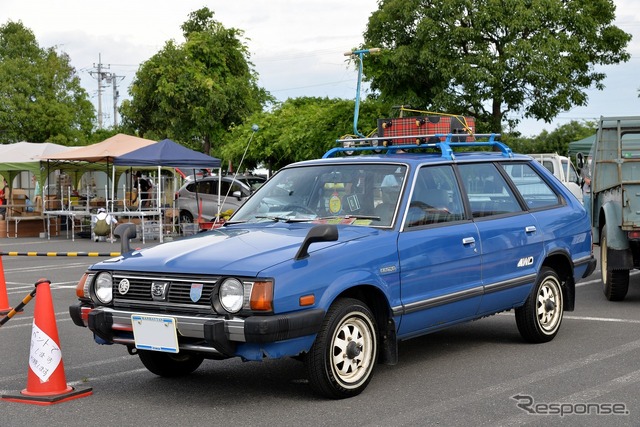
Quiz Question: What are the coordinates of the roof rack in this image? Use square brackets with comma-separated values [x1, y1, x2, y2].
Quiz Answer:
[324, 133, 510, 160]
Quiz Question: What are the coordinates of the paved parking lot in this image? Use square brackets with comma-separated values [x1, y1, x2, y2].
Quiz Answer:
[1, 235, 639, 426]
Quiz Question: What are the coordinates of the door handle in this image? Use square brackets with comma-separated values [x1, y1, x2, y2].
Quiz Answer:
[525, 226, 536, 233]
[462, 237, 476, 245]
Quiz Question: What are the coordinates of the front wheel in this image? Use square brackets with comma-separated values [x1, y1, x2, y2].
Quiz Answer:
[305, 298, 378, 399]
[515, 267, 564, 343]
[138, 350, 204, 377]
[600, 227, 629, 301]
[179, 210, 194, 224]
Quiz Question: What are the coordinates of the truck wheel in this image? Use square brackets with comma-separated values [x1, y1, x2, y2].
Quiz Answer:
[305, 298, 378, 399]
[138, 350, 204, 377]
[515, 267, 563, 343]
[600, 227, 629, 301]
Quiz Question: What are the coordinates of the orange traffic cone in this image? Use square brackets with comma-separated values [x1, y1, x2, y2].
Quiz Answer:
[2, 278, 92, 405]
[0, 256, 13, 315]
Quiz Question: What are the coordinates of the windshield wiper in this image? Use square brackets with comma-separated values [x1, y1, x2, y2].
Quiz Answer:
[318, 214, 382, 221]
[223, 219, 248, 225]
[255, 215, 314, 223]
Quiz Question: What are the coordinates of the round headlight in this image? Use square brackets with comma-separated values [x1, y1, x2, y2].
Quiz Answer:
[94, 272, 113, 304]
[219, 278, 244, 313]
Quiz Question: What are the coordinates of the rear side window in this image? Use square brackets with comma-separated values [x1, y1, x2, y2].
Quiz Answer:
[501, 162, 560, 209]
[458, 163, 523, 218]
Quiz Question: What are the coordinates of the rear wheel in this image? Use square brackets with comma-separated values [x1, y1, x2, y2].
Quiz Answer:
[305, 298, 378, 399]
[600, 227, 629, 301]
[138, 350, 204, 377]
[515, 267, 563, 343]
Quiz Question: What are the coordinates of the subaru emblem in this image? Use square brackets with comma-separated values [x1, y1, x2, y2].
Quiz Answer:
[118, 279, 130, 295]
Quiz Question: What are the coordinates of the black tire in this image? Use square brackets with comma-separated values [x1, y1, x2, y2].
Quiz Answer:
[179, 210, 194, 224]
[138, 350, 204, 377]
[305, 298, 378, 399]
[600, 227, 629, 301]
[515, 267, 564, 343]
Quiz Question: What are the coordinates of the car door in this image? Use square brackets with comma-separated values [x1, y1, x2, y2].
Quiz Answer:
[397, 164, 483, 336]
[457, 162, 544, 315]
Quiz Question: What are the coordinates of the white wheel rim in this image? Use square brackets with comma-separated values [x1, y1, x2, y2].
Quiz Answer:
[330, 314, 376, 389]
[537, 276, 562, 334]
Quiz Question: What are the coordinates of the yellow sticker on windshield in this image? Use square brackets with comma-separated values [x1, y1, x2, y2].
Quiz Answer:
[329, 193, 342, 213]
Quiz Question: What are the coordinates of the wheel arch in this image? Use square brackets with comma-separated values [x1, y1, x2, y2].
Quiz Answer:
[334, 284, 398, 365]
[598, 201, 628, 250]
[541, 251, 575, 311]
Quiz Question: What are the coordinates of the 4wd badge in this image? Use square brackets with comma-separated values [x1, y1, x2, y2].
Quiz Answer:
[517, 257, 534, 267]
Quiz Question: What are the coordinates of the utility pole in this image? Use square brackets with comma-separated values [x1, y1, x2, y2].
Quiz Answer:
[105, 73, 125, 128]
[89, 53, 110, 129]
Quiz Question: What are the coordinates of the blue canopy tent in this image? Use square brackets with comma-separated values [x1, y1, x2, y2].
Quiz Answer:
[113, 139, 222, 241]
[113, 138, 221, 169]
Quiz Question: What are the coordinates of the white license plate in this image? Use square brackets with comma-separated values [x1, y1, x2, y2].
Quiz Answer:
[131, 314, 179, 353]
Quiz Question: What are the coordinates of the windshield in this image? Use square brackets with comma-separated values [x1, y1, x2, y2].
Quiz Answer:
[232, 163, 407, 227]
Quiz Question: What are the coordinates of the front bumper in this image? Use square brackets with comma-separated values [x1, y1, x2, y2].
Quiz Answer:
[69, 303, 325, 357]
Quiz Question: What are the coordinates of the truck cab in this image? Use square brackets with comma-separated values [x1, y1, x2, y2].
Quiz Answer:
[531, 153, 582, 203]
[588, 116, 640, 301]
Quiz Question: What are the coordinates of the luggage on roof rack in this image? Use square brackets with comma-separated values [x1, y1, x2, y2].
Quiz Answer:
[378, 115, 475, 144]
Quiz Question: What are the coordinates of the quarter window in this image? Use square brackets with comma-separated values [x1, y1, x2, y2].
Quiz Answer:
[501, 163, 560, 209]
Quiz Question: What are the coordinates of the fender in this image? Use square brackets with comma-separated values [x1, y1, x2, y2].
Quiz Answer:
[600, 201, 628, 250]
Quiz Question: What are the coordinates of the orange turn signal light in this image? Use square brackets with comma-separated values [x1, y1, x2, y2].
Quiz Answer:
[299, 294, 315, 307]
[76, 274, 89, 298]
[250, 281, 273, 311]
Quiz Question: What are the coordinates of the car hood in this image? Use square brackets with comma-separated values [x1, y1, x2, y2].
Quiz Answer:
[93, 223, 379, 276]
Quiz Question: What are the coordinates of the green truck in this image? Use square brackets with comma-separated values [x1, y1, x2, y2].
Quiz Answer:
[586, 116, 640, 301]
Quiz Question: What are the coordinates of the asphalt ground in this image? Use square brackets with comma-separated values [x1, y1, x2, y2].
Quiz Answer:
[0, 235, 639, 426]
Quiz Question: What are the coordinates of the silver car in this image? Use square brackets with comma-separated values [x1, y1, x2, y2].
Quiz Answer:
[176, 175, 265, 222]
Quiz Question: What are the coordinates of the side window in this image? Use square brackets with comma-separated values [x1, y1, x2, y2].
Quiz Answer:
[197, 181, 212, 195]
[502, 162, 560, 209]
[564, 159, 580, 184]
[542, 160, 555, 175]
[218, 181, 230, 196]
[459, 163, 523, 218]
[406, 165, 465, 228]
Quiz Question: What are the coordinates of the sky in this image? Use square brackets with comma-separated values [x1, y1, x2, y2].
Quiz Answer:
[3, 0, 640, 138]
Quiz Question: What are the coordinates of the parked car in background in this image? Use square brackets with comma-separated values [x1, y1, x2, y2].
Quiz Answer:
[176, 175, 266, 222]
[530, 153, 582, 203]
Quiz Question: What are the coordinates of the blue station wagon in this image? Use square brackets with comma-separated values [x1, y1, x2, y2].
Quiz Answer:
[70, 132, 595, 399]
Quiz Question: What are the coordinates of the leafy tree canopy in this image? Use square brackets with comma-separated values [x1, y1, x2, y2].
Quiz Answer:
[506, 120, 596, 154]
[362, 0, 631, 132]
[119, 7, 272, 155]
[219, 97, 390, 173]
[0, 20, 95, 144]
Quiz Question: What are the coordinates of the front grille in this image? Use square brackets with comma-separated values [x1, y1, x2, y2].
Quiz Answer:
[112, 272, 220, 308]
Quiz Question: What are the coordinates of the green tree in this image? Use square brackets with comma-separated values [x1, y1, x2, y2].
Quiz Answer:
[219, 97, 389, 172]
[120, 7, 271, 155]
[0, 21, 95, 144]
[506, 120, 596, 154]
[362, 0, 631, 132]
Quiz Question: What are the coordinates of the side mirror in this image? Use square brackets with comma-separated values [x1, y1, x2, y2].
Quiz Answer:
[114, 223, 137, 254]
[232, 190, 243, 200]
